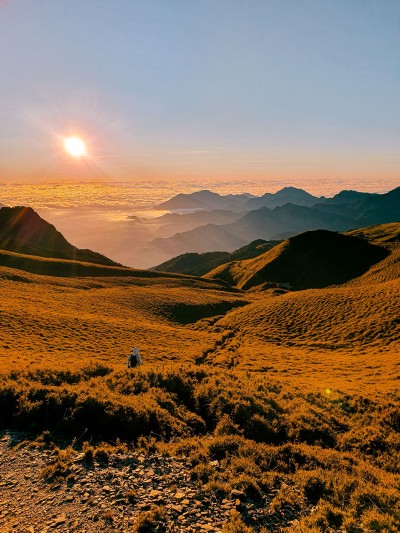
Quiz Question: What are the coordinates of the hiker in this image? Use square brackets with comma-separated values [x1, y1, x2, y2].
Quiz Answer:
[127, 346, 142, 368]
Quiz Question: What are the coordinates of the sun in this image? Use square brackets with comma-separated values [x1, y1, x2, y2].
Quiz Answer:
[63, 136, 87, 158]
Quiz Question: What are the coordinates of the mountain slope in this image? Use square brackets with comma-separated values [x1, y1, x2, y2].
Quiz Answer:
[206, 229, 389, 290]
[0, 206, 119, 266]
[143, 223, 247, 263]
[150, 239, 281, 276]
[225, 203, 354, 241]
[153, 209, 243, 238]
[312, 187, 400, 224]
[217, 277, 400, 353]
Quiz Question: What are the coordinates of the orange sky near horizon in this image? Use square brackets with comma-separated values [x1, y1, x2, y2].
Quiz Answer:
[1, 141, 399, 187]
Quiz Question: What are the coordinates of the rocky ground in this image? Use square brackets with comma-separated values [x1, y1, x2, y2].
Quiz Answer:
[0, 432, 302, 532]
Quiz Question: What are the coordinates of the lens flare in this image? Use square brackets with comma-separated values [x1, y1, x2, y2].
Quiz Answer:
[64, 136, 87, 158]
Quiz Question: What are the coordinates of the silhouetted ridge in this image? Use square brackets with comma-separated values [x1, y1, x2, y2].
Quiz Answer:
[329, 189, 375, 204]
[0, 206, 119, 266]
[313, 187, 400, 224]
[244, 186, 322, 209]
[157, 190, 252, 211]
[207, 229, 389, 290]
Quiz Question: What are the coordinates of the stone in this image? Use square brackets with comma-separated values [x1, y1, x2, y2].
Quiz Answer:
[231, 489, 245, 497]
[52, 514, 66, 526]
[171, 505, 183, 512]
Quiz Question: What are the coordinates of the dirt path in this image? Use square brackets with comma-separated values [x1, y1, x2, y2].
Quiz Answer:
[195, 322, 243, 368]
[0, 432, 295, 532]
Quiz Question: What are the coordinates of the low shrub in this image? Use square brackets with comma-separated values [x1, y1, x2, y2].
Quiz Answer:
[221, 515, 253, 533]
[0, 365, 398, 527]
[132, 506, 167, 533]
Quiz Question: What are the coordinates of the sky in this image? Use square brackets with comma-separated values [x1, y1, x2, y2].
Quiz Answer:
[0, 0, 399, 184]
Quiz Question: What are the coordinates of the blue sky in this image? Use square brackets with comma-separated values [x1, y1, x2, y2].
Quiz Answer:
[0, 0, 399, 182]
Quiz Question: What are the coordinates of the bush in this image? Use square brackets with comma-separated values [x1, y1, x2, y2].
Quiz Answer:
[222, 516, 253, 533]
[132, 506, 167, 533]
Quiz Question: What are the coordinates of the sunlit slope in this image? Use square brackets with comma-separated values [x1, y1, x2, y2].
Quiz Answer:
[342, 222, 400, 286]
[0, 264, 247, 373]
[346, 221, 400, 244]
[210, 278, 400, 391]
[218, 280, 399, 351]
[205, 229, 389, 290]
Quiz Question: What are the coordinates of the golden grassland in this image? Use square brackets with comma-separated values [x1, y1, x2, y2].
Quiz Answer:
[214, 279, 399, 393]
[0, 264, 245, 373]
[0, 226, 399, 531]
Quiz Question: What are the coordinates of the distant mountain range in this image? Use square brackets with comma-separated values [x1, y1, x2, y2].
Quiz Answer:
[312, 187, 400, 225]
[158, 190, 255, 211]
[146, 187, 400, 262]
[157, 186, 323, 212]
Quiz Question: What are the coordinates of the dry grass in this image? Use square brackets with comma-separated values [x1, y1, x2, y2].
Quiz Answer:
[0, 264, 245, 373]
[0, 225, 399, 530]
[212, 279, 400, 392]
[2, 365, 398, 529]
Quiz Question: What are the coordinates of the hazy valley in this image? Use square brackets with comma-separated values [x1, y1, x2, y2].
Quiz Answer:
[29, 185, 400, 270]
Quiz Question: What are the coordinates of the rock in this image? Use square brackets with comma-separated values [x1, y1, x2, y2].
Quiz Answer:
[231, 489, 245, 497]
[171, 505, 183, 512]
[52, 514, 66, 526]
[174, 492, 186, 499]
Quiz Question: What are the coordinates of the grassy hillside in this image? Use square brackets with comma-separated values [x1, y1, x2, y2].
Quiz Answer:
[0, 222, 399, 531]
[0, 261, 246, 374]
[206, 229, 389, 290]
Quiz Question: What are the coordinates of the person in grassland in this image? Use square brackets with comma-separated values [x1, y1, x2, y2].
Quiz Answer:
[127, 346, 142, 368]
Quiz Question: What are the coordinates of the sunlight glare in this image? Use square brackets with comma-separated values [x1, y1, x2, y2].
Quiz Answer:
[64, 136, 87, 158]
